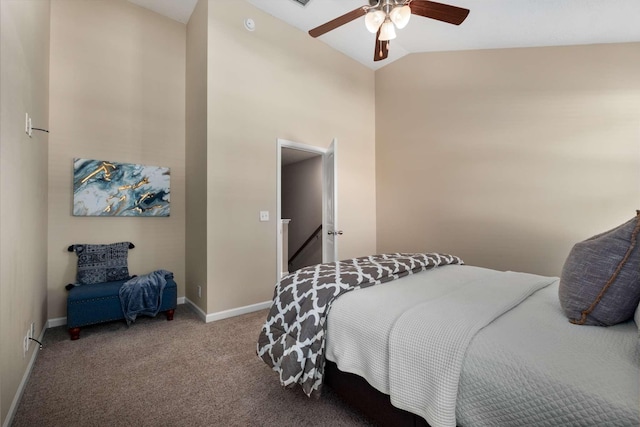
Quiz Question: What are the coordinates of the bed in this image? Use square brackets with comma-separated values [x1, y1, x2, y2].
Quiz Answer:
[257, 253, 640, 427]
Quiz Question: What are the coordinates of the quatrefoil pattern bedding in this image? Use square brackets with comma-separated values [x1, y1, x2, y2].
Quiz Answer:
[256, 252, 463, 396]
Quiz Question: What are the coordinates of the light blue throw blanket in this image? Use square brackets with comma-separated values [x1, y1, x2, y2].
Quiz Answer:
[119, 269, 172, 325]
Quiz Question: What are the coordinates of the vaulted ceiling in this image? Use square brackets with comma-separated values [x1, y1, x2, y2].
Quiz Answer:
[128, 0, 640, 70]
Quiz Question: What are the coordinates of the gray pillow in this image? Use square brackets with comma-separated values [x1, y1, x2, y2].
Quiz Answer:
[635, 303, 640, 358]
[74, 242, 131, 285]
[559, 211, 640, 326]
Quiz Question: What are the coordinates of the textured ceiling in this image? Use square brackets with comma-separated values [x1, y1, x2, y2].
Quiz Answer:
[129, 0, 640, 70]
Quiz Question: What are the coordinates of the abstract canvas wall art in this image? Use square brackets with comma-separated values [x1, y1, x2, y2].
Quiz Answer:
[73, 158, 170, 216]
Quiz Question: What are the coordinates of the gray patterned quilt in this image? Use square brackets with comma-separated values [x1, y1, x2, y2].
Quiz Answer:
[256, 252, 463, 396]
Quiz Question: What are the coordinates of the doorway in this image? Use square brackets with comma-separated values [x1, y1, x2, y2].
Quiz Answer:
[282, 148, 322, 272]
[276, 138, 337, 283]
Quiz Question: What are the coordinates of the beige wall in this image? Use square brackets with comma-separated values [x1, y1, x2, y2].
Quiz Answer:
[203, 1, 377, 313]
[0, 0, 50, 423]
[376, 43, 640, 277]
[47, 0, 186, 319]
[185, 0, 209, 312]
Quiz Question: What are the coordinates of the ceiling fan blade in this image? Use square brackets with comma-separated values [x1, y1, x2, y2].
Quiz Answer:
[309, 7, 367, 38]
[409, 0, 470, 25]
[374, 30, 389, 62]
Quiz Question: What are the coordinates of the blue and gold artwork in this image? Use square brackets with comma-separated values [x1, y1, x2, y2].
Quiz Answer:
[73, 158, 170, 216]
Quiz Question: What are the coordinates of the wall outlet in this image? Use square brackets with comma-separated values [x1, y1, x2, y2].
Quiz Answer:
[259, 211, 269, 222]
[23, 335, 29, 358]
[30, 322, 35, 340]
[197, 285, 202, 299]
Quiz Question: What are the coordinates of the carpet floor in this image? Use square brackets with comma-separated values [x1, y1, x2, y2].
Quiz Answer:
[11, 305, 372, 427]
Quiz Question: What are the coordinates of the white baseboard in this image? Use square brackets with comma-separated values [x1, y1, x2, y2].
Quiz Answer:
[3, 327, 46, 427]
[184, 297, 207, 321]
[47, 316, 67, 328]
[205, 300, 271, 322]
[184, 298, 271, 323]
[49, 297, 247, 327]
[46, 298, 187, 328]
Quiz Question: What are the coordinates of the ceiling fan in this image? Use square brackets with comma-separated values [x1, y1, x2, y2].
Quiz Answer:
[308, 0, 470, 62]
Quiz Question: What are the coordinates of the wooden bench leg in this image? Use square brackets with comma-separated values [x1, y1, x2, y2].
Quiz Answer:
[69, 327, 80, 340]
[166, 309, 175, 321]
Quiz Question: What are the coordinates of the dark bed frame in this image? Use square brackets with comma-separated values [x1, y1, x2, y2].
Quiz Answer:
[324, 360, 430, 427]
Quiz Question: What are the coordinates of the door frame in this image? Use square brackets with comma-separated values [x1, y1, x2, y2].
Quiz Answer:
[276, 138, 336, 284]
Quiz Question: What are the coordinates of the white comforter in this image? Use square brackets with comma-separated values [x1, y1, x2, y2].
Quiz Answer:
[325, 265, 640, 427]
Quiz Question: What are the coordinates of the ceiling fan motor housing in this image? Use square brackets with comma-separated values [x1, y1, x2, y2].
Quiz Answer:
[368, 0, 407, 7]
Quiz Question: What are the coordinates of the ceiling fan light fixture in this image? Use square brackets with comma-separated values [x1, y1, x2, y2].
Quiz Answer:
[389, 5, 411, 29]
[378, 19, 396, 41]
[307, 0, 470, 63]
[364, 10, 386, 33]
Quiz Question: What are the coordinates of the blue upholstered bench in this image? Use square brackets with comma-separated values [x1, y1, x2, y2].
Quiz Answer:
[67, 278, 177, 340]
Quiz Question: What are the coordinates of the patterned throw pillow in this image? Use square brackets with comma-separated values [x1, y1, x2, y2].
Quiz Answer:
[74, 242, 131, 285]
[559, 211, 640, 326]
